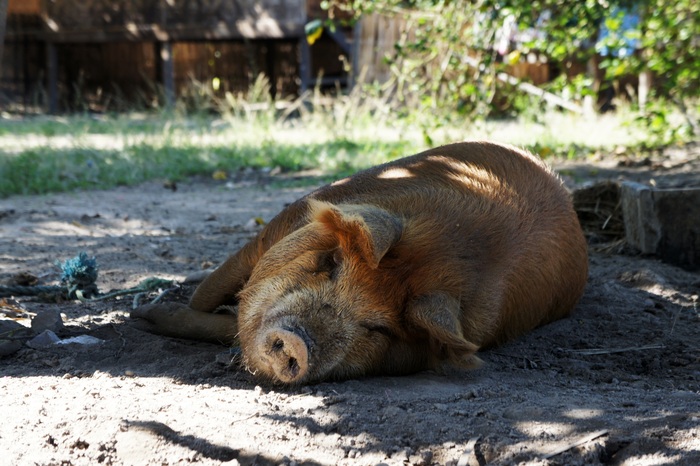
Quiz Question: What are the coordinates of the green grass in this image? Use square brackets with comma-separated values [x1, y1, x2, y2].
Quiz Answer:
[0, 106, 662, 198]
[0, 113, 414, 197]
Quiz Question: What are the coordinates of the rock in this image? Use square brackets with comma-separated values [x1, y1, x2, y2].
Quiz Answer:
[26, 330, 61, 349]
[31, 309, 64, 334]
[0, 339, 23, 356]
[215, 348, 240, 365]
[56, 335, 104, 346]
[0, 319, 33, 356]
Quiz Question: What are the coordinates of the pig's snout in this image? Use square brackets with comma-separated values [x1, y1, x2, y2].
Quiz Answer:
[258, 326, 311, 384]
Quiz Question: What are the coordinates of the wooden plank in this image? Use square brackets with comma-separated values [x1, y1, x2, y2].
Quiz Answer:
[39, 0, 306, 41]
[266, 41, 277, 100]
[348, 20, 361, 88]
[46, 40, 57, 113]
[38, 22, 305, 43]
[299, 36, 311, 93]
[0, 0, 8, 69]
[325, 25, 351, 55]
[8, 0, 40, 15]
[155, 41, 175, 107]
[356, 14, 376, 82]
[622, 182, 700, 270]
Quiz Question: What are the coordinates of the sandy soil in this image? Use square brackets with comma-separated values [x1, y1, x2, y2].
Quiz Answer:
[1, 147, 699, 466]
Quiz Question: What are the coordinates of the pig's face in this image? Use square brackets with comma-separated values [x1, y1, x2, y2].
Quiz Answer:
[235, 201, 480, 385]
[236, 201, 407, 384]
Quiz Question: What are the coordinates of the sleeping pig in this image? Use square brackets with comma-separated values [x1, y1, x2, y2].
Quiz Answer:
[131, 141, 588, 385]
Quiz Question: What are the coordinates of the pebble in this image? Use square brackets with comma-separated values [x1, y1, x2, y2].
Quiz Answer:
[26, 330, 61, 349]
[418, 450, 434, 465]
[56, 335, 104, 346]
[31, 309, 64, 333]
[0, 339, 23, 356]
[214, 351, 236, 365]
[391, 448, 410, 461]
[0, 320, 33, 355]
[382, 406, 404, 419]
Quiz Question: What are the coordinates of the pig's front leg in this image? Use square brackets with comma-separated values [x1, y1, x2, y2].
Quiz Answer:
[189, 241, 260, 313]
[130, 302, 238, 345]
[129, 240, 259, 344]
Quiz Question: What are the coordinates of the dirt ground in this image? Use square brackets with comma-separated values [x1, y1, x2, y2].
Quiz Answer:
[1, 144, 699, 466]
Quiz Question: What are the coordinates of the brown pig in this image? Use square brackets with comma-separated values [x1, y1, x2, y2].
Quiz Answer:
[131, 141, 588, 385]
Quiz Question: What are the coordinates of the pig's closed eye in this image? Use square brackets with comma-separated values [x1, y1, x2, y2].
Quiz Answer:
[361, 323, 394, 338]
[316, 249, 342, 279]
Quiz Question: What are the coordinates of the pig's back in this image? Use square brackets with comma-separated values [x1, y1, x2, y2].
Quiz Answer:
[308, 141, 588, 347]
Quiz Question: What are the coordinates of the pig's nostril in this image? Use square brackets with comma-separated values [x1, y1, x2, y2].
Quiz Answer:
[272, 339, 284, 352]
[287, 357, 299, 377]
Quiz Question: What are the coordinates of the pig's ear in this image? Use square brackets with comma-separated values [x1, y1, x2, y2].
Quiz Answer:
[309, 200, 403, 268]
[406, 292, 481, 367]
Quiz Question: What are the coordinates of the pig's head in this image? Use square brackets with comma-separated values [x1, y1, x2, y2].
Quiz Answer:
[235, 200, 480, 385]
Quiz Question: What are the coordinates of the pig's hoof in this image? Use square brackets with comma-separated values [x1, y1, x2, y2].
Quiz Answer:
[259, 328, 310, 384]
[129, 302, 190, 334]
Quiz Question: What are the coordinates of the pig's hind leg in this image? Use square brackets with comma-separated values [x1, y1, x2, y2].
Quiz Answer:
[130, 302, 238, 345]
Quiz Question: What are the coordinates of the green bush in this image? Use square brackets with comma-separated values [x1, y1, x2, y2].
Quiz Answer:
[330, 0, 699, 138]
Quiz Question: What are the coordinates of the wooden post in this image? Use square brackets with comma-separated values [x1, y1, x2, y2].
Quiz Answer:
[638, 70, 652, 111]
[46, 42, 58, 114]
[299, 37, 310, 93]
[0, 0, 8, 73]
[349, 20, 362, 90]
[266, 40, 277, 100]
[156, 41, 175, 107]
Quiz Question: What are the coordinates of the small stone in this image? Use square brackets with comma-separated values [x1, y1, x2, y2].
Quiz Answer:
[0, 319, 33, 355]
[27, 330, 61, 349]
[391, 448, 410, 461]
[0, 339, 23, 356]
[410, 450, 434, 466]
[56, 335, 104, 346]
[382, 406, 404, 419]
[215, 350, 238, 365]
[31, 309, 64, 334]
